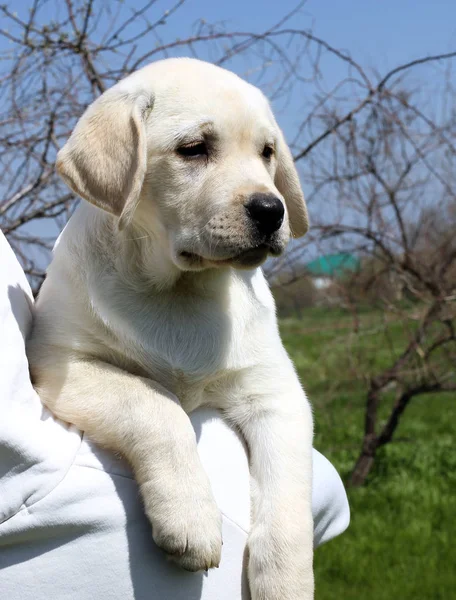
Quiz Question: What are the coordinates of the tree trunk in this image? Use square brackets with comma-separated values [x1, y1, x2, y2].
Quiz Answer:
[348, 450, 376, 486]
[348, 433, 379, 487]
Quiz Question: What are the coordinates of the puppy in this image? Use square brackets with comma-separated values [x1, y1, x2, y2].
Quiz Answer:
[27, 58, 314, 600]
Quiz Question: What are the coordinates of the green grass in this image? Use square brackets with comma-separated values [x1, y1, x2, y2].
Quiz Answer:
[279, 309, 456, 599]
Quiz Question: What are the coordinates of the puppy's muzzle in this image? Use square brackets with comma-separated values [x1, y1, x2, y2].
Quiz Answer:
[245, 193, 284, 236]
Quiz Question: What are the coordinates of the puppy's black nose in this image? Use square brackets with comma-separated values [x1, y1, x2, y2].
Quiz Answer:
[245, 193, 284, 236]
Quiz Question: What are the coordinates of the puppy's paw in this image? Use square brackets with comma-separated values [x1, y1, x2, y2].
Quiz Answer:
[249, 566, 314, 600]
[248, 524, 314, 600]
[141, 481, 223, 572]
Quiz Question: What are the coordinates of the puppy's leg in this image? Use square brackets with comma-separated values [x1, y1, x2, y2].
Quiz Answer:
[31, 354, 222, 572]
[226, 367, 314, 600]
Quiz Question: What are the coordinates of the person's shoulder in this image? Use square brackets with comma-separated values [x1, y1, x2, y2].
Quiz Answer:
[0, 231, 82, 524]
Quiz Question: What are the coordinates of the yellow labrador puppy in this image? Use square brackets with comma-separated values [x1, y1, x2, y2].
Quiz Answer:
[27, 58, 313, 600]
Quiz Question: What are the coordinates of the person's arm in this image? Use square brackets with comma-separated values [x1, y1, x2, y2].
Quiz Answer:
[0, 230, 349, 600]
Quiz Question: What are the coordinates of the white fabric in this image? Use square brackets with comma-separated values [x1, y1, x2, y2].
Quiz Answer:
[0, 230, 349, 599]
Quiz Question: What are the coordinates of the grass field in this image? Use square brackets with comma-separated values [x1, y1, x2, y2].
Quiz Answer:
[279, 309, 456, 599]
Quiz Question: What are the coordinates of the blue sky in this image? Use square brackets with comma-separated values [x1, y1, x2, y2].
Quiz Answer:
[18, 0, 454, 144]
[159, 0, 456, 136]
[2, 0, 456, 269]
[170, 0, 456, 69]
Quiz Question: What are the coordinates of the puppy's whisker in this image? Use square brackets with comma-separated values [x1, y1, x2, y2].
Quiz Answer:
[124, 235, 151, 242]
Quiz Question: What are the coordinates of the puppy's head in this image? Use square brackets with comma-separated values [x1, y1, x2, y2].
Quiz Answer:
[57, 58, 308, 271]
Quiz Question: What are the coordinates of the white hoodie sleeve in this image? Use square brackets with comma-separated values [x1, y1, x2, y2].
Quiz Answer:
[0, 231, 349, 600]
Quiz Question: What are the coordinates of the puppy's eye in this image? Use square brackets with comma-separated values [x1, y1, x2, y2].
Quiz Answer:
[262, 145, 274, 160]
[177, 142, 208, 158]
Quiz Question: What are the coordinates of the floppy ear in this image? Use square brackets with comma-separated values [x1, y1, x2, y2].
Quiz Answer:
[275, 130, 309, 238]
[56, 88, 153, 230]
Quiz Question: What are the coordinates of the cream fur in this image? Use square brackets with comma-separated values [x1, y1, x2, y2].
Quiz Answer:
[27, 58, 314, 599]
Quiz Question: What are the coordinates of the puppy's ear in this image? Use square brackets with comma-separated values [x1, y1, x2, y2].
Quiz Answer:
[275, 130, 309, 238]
[56, 88, 153, 230]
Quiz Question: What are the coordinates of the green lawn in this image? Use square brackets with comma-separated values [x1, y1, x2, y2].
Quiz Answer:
[279, 310, 456, 599]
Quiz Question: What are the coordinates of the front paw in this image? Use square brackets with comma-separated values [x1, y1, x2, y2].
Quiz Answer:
[248, 525, 314, 600]
[141, 481, 222, 572]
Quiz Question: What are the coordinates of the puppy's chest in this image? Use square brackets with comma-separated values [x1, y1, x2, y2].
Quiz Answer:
[99, 271, 273, 407]
[147, 316, 234, 376]
[121, 298, 251, 396]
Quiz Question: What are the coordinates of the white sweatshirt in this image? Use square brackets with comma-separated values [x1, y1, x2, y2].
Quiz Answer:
[0, 231, 349, 599]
